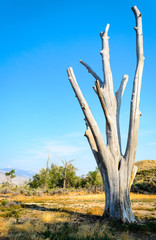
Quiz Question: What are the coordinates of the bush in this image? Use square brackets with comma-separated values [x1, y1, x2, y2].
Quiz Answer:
[1, 199, 8, 206]
[0, 187, 12, 194]
[36, 190, 43, 196]
[131, 168, 156, 194]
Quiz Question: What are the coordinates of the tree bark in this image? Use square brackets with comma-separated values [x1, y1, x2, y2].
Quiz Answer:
[67, 6, 144, 223]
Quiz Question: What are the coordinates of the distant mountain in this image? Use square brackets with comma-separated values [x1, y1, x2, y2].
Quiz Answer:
[0, 168, 35, 178]
[0, 168, 36, 185]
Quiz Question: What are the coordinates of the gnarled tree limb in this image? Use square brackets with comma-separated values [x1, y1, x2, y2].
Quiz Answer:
[80, 25, 120, 157]
[67, 67, 108, 165]
[80, 60, 103, 86]
[84, 123, 101, 165]
[95, 80, 111, 125]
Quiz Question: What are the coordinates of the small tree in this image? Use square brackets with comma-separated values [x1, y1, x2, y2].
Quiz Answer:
[62, 160, 76, 189]
[48, 164, 64, 188]
[29, 162, 80, 189]
[5, 169, 16, 185]
[67, 6, 144, 223]
[87, 168, 103, 187]
[29, 168, 47, 188]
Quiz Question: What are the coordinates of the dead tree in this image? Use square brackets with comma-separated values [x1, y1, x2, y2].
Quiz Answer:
[67, 6, 144, 223]
[62, 159, 74, 189]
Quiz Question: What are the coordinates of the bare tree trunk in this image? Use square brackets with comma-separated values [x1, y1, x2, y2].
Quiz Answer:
[44, 154, 50, 189]
[67, 6, 144, 223]
[46, 155, 50, 172]
[63, 163, 67, 189]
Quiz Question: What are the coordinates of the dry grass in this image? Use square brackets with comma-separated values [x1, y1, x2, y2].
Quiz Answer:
[130, 193, 156, 201]
[135, 160, 156, 171]
[0, 218, 11, 237]
[130, 193, 156, 198]
[0, 192, 156, 239]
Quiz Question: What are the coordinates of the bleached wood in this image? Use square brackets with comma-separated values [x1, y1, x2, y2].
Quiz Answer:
[100, 24, 114, 93]
[80, 60, 103, 86]
[84, 123, 110, 203]
[67, 67, 108, 166]
[80, 24, 121, 157]
[129, 165, 138, 190]
[116, 75, 128, 152]
[125, 6, 144, 183]
[95, 80, 110, 125]
[84, 124, 101, 165]
[100, 24, 121, 156]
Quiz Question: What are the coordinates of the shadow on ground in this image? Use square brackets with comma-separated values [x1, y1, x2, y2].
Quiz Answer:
[3, 203, 156, 240]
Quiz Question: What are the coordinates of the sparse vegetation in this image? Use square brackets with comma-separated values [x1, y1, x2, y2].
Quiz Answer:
[0, 200, 24, 223]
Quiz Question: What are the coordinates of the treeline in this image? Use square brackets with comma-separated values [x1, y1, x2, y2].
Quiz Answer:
[28, 162, 156, 194]
[28, 162, 103, 189]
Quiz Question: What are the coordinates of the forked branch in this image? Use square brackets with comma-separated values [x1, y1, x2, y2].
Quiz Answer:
[116, 75, 129, 105]
[84, 123, 101, 166]
[67, 67, 108, 163]
[80, 60, 103, 86]
[129, 165, 138, 190]
[95, 80, 111, 126]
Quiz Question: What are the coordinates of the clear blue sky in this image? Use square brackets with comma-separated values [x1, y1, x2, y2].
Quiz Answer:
[0, 0, 155, 175]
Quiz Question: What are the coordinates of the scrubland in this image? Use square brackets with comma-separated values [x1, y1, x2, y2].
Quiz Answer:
[0, 190, 156, 240]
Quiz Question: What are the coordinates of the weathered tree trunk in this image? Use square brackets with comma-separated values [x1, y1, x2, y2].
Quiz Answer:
[100, 157, 136, 222]
[67, 6, 144, 223]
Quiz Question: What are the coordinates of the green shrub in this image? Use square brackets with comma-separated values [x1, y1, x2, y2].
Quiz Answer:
[131, 168, 156, 193]
[1, 199, 8, 206]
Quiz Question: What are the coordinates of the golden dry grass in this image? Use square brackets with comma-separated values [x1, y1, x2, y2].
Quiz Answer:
[130, 193, 156, 200]
[135, 160, 156, 171]
[0, 192, 156, 239]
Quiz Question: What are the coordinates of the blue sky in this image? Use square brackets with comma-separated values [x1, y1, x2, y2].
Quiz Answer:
[0, 0, 155, 175]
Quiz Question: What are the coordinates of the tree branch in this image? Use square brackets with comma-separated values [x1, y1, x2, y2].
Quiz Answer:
[95, 80, 111, 125]
[80, 60, 103, 86]
[116, 75, 128, 153]
[100, 24, 121, 157]
[129, 165, 138, 191]
[67, 67, 108, 163]
[100, 24, 114, 94]
[84, 122, 109, 195]
[125, 6, 144, 178]
[84, 123, 101, 166]
[116, 75, 128, 103]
